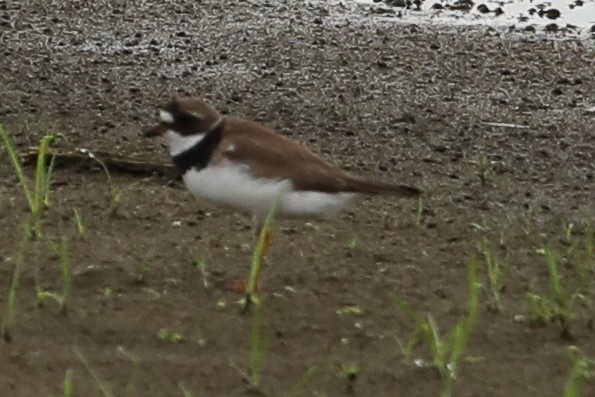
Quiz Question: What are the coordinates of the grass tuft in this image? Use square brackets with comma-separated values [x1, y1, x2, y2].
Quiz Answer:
[336, 305, 364, 316]
[480, 239, 507, 312]
[477, 155, 493, 186]
[524, 238, 592, 340]
[0, 123, 34, 209]
[157, 329, 185, 343]
[564, 346, 595, 397]
[393, 257, 481, 397]
[337, 363, 359, 393]
[0, 124, 57, 237]
[37, 236, 72, 315]
[136, 262, 150, 284]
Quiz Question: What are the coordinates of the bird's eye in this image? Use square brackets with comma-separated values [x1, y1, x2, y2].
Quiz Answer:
[178, 113, 194, 123]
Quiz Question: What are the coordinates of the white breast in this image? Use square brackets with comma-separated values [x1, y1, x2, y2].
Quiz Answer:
[182, 164, 357, 220]
[167, 130, 205, 156]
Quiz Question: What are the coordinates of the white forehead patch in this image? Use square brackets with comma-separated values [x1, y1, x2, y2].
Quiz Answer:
[160, 110, 174, 123]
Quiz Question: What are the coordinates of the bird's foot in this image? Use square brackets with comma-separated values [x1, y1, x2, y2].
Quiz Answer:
[231, 278, 261, 293]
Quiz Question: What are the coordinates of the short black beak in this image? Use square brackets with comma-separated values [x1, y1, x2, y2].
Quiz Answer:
[142, 123, 167, 137]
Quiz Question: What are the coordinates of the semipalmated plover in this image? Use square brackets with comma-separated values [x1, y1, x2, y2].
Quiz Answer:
[144, 97, 420, 219]
[143, 97, 421, 288]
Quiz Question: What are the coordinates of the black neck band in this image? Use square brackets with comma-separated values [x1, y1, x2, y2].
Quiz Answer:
[171, 119, 224, 174]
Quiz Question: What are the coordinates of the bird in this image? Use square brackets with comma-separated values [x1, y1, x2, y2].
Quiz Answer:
[143, 97, 421, 289]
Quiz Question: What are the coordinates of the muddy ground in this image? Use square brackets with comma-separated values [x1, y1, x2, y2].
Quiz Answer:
[0, 1, 594, 396]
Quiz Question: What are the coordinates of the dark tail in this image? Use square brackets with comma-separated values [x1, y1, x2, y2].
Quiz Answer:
[344, 176, 422, 198]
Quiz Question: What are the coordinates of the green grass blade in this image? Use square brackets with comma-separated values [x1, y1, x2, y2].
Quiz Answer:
[250, 302, 267, 390]
[118, 347, 140, 397]
[1, 217, 32, 342]
[481, 239, 505, 310]
[77, 148, 125, 214]
[416, 197, 425, 226]
[178, 383, 194, 397]
[0, 123, 34, 210]
[390, 293, 427, 364]
[44, 148, 57, 207]
[247, 184, 287, 295]
[466, 256, 481, 327]
[448, 323, 465, 377]
[79, 148, 112, 184]
[284, 367, 317, 397]
[75, 349, 115, 397]
[34, 135, 49, 211]
[390, 293, 423, 324]
[582, 224, 594, 283]
[424, 315, 445, 374]
[544, 245, 565, 304]
[73, 208, 86, 235]
[57, 237, 72, 313]
[63, 368, 74, 397]
[30, 133, 56, 235]
[450, 257, 481, 369]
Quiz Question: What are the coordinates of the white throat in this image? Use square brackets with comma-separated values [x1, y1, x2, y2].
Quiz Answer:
[167, 131, 205, 156]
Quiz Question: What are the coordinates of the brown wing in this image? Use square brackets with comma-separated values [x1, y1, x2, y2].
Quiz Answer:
[217, 118, 352, 192]
[216, 117, 421, 197]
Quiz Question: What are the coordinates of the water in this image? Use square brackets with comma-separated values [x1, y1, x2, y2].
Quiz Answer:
[350, 0, 595, 31]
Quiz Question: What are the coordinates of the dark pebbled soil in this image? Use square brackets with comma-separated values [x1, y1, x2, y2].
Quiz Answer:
[0, 1, 594, 396]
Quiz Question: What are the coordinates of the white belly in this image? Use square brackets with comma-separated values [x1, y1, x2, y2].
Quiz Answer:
[182, 165, 357, 220]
